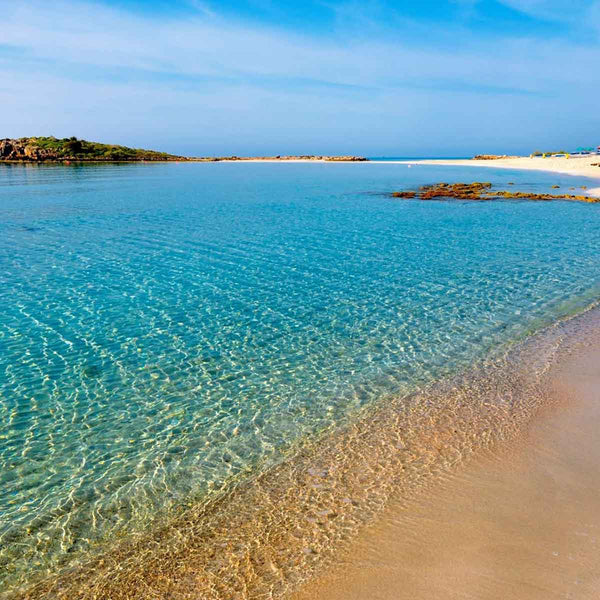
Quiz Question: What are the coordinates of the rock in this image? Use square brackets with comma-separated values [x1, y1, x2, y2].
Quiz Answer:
[0, 136, 184, 162]
[388, 182, 600, 203]
[25, 144, 40, 159]
[0, 139, 14, 157]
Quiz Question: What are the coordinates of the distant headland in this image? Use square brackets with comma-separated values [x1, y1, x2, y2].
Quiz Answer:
[0, 137, 368, 163]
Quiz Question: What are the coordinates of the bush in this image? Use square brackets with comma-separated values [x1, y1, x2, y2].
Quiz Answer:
[64, 139, 83, 155]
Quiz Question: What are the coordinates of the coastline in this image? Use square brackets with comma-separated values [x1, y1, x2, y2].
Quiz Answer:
[11, 301, 600, 600]
[401, 155, 600, 198]
[293, 314, 600, 600]
[4, 152, 600, 200]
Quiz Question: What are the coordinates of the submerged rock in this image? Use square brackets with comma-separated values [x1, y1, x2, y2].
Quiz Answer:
[389, 182, 600, 203]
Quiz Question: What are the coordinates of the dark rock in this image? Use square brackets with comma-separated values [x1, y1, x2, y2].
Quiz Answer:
[0, 139, 14, 157]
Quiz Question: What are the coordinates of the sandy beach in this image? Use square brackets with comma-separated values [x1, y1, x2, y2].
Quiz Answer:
[407, 155, 600, 198]
[293, 314, 600, 600]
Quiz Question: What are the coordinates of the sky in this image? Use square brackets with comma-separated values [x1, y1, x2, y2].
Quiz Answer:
[1, 0, 599, 156]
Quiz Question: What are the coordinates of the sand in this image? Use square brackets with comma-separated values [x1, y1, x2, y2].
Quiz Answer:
[407, 155, 600, 198]
[293, 338, 600, 599]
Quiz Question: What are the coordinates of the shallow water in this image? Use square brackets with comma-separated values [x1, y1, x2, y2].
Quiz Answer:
[293, 310, 600, 600]
[1, 162, 600, 591]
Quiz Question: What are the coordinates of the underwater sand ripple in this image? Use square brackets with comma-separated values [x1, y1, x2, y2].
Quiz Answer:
[13, 304, 600, 600]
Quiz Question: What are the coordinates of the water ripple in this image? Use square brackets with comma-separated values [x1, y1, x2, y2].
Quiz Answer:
[1, 162, 600, 591]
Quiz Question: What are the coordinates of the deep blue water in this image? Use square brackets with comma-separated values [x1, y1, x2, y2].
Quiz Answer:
[1, 161, 599, 583]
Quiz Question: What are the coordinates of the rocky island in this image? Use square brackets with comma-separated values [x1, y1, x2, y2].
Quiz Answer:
[0, 137, 368, 163]
[0, 137, 183, 162]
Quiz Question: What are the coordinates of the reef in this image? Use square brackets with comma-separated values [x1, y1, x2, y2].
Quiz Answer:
[391, 182, 599, 203]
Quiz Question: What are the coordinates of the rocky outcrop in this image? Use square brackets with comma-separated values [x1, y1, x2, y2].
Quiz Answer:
[391, 182, 599, 203]
[0, 139, 13, 158]
[1, 139, 22, 159]
[323, 156, 368, 162]
[0, 137, 183, 162]
[0, 139, 55, 160]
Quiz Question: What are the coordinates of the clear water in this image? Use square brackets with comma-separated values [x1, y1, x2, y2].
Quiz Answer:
[1, 162, 599, 586]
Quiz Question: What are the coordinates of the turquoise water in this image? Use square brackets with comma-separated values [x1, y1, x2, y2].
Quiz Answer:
[1, 162, 600, 586]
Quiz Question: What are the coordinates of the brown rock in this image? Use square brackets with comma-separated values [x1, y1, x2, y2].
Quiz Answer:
[388, 182, 600, 204]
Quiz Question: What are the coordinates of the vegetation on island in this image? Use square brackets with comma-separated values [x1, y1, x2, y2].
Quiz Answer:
[0, 137, 182, 162]
[391, 182, 599, 203]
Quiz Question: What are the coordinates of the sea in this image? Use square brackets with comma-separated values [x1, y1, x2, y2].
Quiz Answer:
[1, 160, 600, 597]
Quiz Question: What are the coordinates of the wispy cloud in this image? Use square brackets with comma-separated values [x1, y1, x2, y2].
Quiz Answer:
[0, 0, 598, 155]
[497, 0, 600, 23]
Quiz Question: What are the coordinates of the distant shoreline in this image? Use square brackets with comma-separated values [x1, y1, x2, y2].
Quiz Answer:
[1, 136, 369, 163]
[3, 149, 599, 196]
[0, 156, 369, 164]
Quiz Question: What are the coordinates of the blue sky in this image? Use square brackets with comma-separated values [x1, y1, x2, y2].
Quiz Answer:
[1, 0, 599, 156]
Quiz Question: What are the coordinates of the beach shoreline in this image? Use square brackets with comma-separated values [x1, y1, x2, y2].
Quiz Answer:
[293, 308, 600, 600]
[11, 301, 600, 600]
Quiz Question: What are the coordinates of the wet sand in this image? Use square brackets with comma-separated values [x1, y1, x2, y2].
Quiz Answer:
[293, 345, 600, 599]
